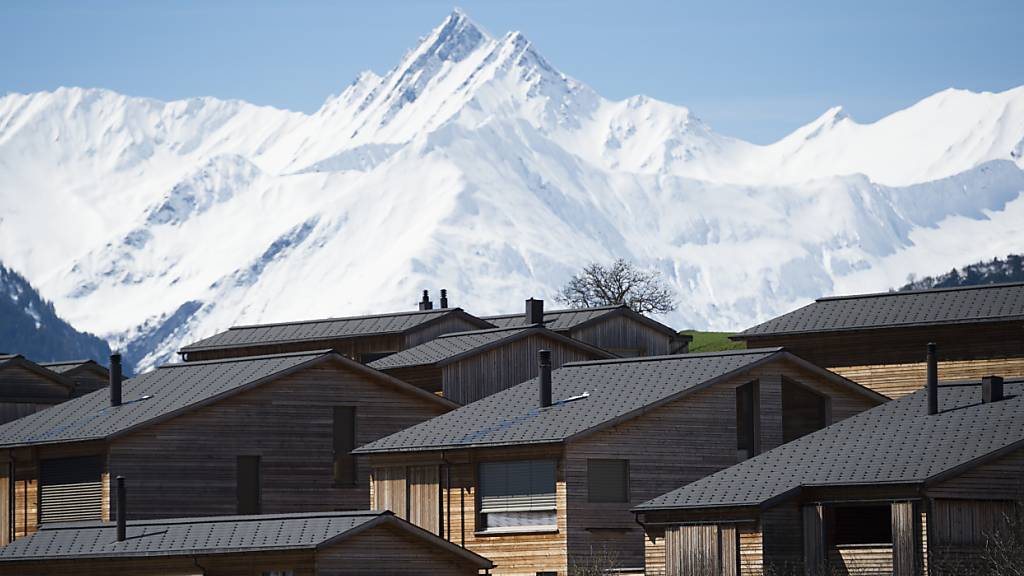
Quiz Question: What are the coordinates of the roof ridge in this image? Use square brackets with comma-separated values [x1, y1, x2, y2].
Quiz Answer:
[563, 347, 782, 367]
[229, 308, 462, 330]
[38, 359, 95, 366]
[437, 325, 537, 338]
[816, 281, 1024, 302]
[159, 349, 333, 368]
[481, 304, 624, 319]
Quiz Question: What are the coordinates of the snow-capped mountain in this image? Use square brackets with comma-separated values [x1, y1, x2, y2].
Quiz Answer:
[1, 9, 1023, 372]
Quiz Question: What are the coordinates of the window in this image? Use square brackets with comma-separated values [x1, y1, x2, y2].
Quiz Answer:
[782, 378, 829, 443]
[736, 380, 759, 461]
[333, 407, 357, 487]
[39, 456, 103, 523]
[831, 505, 892, 545]
[478, 460, 556, 532]
[237, 455, 261, 514]
[587, 459, 629, 502]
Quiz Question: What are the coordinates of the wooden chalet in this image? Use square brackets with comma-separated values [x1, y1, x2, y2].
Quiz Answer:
[0, 350, 455, 544]
[634, 353, 1024, 576]
[178, 294, 493, 363]
[37, 359, 109, 397]
[732, 282, 1024, 398]
[484, 298, 689, 357]
[368, 325, 614, 404]
[0, 510, 494, 575]
[0, 354, 80, 425]
[354, 349, 885, 575]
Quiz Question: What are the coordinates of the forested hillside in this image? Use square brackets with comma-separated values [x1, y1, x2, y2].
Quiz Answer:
[900, 254, 1024, 290]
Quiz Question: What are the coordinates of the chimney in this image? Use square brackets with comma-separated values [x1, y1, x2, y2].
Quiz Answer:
[926, 343, 938, 415]
[538, 349, 552, 408]
[526, 298, 544, 326]
[110, 353, 123, 408]
[439, 289, 449, 309]
[116, 476, 126, 542]
[983, 375, 1005, 403]
[418, 290, 433, 311]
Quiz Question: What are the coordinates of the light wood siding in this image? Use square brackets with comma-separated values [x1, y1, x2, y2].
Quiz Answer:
[929, 499, 1016, 571]
[645, 527, 667, 575]
[891, 501, 917, 576]
[442, 334, 602, 405]
[371, 466, 408, 518]
[0, 550, 314, 576]
[721, 524, 739, 576]
[834, 357, 1024, 398]
[408, 465, 440, 534]
[827, 545, 893, 575]
[564, 359, 879, 571]
[568, 314, 673, 356]
[739, 525, 763, 575]
[316, 522, 487, 576]
[370, 446, 567, 576]
[929, 444, 1024, 500]
[104, 361, 447, 521]
[665, 524, 719, 576]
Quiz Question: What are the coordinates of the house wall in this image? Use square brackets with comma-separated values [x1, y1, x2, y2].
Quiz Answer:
[567, 360, 880, 571]
[369, 446, 568, 576]
[0, 366, 71, 425]
[0, 550, 315, 576]
[442, 335, 603, 405]
[404, 315, 488, 347]
[741, 322, 1024, 399]
[65, 367, 109, 397]
[569, 315, 674, 356]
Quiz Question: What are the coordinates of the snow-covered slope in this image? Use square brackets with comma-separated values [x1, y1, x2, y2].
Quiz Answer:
[1, 10, 1023, 371]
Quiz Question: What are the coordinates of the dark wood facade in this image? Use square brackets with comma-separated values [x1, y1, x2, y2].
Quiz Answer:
[737, 321, 1024, 398]
[0, 358, 75, 425]
[366, 358, 880, 576]
[0, 358, 453, 542]
[567, 312, 686, 357]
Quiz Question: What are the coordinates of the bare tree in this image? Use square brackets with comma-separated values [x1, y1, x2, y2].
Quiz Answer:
[556, 258, 677, 314]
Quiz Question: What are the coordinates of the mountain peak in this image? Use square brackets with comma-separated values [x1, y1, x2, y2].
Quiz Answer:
[418, 8, 490, 63]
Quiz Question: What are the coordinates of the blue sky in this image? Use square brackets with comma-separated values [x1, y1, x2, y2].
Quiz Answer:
[3, 0, 1022, 143]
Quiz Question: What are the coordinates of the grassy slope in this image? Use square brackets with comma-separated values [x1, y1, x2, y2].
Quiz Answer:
[680, 330, 745, 353]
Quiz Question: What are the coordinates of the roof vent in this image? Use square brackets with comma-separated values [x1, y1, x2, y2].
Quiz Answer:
[983, 375, 1004, 403]
[418, 290, 433, 311]
[926, 342, 938, 415]
[110, 353, 123, 408]
[439, 289, 449, 309]
[538, 349, 552, 408]
[526, 298, 544, 326]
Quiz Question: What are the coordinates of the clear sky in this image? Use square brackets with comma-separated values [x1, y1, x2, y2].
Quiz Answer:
[3, 0, 1022, 143]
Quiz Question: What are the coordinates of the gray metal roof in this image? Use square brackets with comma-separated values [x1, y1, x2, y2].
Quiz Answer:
[39, 360, 106, 376]
[635, 377, 1024, 512]
[0, 354, 74, 390]
[0, 350, 453, 448]
[737, 282, 1024, 338]
[368, 325, 612, 370]
[0, 510, 492, 567]
[484, 304, 680, 337]
[356, 348, 871, 453]
[179, 308, 492, 353]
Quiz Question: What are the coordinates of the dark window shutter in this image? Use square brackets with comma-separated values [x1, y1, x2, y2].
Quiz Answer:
[236, 455, 261, 514]
[333, 407, 357, 487]
[39, 456, 103, 523]
[587, 459, 629, 503]
[479, 460, 556, 512]
[736, 380, 760, 460]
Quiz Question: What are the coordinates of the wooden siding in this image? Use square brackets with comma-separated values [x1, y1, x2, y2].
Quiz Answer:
[762, 502, 802, 571]
[442, 334, 603, 405]
[827, 545, 893, 575]
[928, 498, 1016, 571]
[75, 360, 445, 525]
[645, 527, 667, 575]
[563, 358, 877, 572]
[0, 550, 315, 576]
[803, 504, 826, 575]
[665, 524, 719, 576]
[929, 444, 1024, 500]
[568, 314, 673, 356]
[381, 365, 444, 393]
[370, 446, 568, 576]
[0, 366, 70, 425]
[316, 522, 488, 576]
[740, 321, 1024, 368]
[833, 357, 1024, 399]
[891, 501, 917, 576]
[739, 525, 763, 575]
[404, 315, 486, 347]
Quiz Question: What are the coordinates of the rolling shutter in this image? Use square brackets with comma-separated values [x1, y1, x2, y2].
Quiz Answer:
[587, 459, 629, 502]
[479, 460, 556, 512]
[39, 456, 103, 523]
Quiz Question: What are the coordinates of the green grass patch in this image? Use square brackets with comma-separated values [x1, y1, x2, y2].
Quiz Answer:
[680, 330, 745, 353]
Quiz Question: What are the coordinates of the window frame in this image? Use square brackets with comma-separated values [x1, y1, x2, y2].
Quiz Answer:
[475, 459, 558, 535]
[236, 455, 261, 515]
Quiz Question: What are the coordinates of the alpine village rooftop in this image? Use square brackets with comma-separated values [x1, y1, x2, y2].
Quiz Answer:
[0, 283, 1020, 576]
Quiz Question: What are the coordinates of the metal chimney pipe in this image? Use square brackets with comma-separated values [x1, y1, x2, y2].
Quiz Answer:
[539, 349, 552, 408]
[116, 476, 126, 542]
[418, 290, 433, 311]
[983, 375, 1004, 403]
[526, 298, 545, 326]
[926, 342, 938, 415]
[439, 289, 449, 309]
[110, 353, 123, 407]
